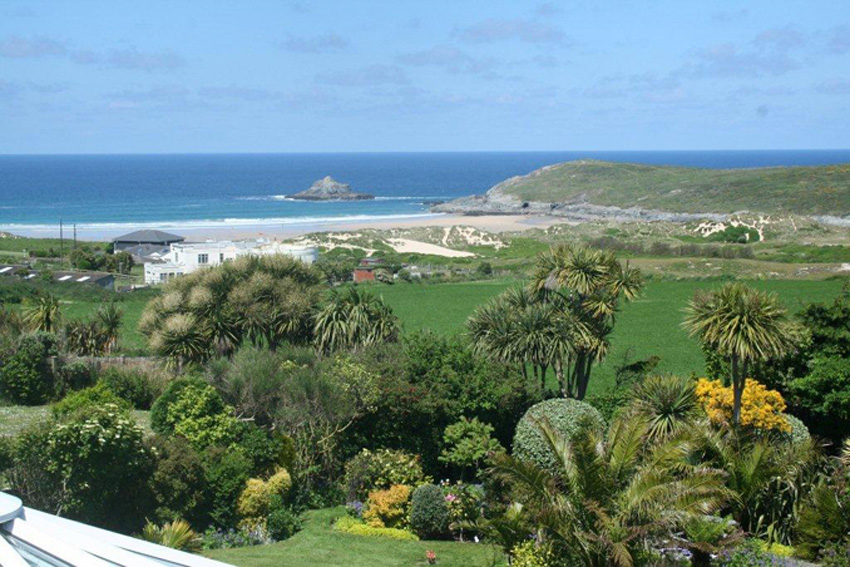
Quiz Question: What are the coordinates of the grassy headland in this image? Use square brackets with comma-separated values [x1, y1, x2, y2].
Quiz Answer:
[445, 159, 850, 216]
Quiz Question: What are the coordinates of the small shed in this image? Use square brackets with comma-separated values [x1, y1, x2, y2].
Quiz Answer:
[112, 230, 184, 252]
[353, 257, 384, 283]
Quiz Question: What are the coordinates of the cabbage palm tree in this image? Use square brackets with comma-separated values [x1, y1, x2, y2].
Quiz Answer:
[684, 283, 797, 425]
[94, 303, 123, 354]
[530, 244, 643, 399]
[22, 293, 61, 333]
[150, 313, 209, 370]
[313, 286, 400, 354]
[490, 414, 729, 566]
[468, 286, 590, 393]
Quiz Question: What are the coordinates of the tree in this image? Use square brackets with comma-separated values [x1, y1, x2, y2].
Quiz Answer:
[468, 286, 590, 394]
[140, 255, 323, 356]
[94, 303, 123, 354]
[438, 417, 504, 479]
[684, 283, 797, 425]
[313, 286, 400, 354]
[490, 414, 729, 566]
[531, 244, 643, 399]
[22, 293, 61, 333]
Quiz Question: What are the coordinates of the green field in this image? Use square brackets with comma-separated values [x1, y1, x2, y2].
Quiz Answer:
[377, 277, 848, 396]
[207, 507, 504, 567]
[0, 405, 151, 437]
[6, 276, 847, 395]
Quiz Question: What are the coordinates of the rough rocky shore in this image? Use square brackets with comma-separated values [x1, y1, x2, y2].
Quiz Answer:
[431, 192, 729, 223]
[289, 176, 374, 201]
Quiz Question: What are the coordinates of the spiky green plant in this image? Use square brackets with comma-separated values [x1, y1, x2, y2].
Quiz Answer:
[490, 414, 729, 566]
[22, 293, 61, 333]
[684, 283, 797, 425]
[630, 375, 699, 442]
[313, 286, 400, 354]
[141, 519, 201, 552]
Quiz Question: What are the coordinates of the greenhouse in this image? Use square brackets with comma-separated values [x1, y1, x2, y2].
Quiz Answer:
[0, 492, 231, 567]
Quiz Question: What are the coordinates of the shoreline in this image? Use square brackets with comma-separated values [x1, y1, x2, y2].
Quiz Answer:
[1, 214, 566, 242]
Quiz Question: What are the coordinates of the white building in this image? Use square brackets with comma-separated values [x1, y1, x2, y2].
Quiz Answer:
[144, 240, 318, 285]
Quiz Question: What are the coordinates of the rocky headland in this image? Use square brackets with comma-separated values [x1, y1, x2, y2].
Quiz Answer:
[289, 176, 374, 201]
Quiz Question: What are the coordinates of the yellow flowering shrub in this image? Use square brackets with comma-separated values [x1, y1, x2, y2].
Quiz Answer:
[237, 467, 293, 521]
[695, 378, 790, 432]
[362, 484, 412, 529]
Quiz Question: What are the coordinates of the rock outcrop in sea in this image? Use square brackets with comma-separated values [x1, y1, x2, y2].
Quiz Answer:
[289, 176, 374, 201]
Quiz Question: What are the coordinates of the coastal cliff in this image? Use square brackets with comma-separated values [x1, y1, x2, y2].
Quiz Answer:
[289, 176, 374, 201]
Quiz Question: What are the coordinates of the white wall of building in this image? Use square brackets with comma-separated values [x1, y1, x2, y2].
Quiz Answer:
[144, 241, 319, 285]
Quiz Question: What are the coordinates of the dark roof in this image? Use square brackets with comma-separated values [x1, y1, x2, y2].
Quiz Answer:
[52, 271, 114, 283]
[112, 230, 184, 244]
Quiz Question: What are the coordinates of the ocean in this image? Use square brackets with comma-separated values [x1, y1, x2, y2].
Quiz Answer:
[1, 150, 849, 237]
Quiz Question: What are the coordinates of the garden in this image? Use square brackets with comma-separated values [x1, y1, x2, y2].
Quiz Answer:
[1, 247, 850, 566]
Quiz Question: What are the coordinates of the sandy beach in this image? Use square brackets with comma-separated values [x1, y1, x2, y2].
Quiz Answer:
[4, 214, 566, 242]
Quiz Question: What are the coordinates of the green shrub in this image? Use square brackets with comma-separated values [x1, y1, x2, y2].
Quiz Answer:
[334, 515, 419, 541]
[156, 380, 241, 451]
[150, 377, 207, 435]
[146, 435, 207, 525]
[511, 540, 555, 567]
[52, 382, 131, 419]
[343, 448, 430, 501]
[512, 398, 605, 474]
[266, 503, 302, 541]
[235, 423, 291, 476]
[99, 367, 162, 410]
[409, 483, 450, 539]
[439, 417, 504, 478]
[55, 360, 95, 396]
[0, 333, 53, 405]
[202, 446, 253, 529]
[783, 414, 811, 446]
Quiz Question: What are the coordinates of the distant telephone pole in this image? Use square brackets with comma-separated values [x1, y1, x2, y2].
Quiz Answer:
[73, 224, 77, 250]
[59, 220, 64, 264]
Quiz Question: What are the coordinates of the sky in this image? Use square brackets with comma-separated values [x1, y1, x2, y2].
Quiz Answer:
[0, 0, 848, 154]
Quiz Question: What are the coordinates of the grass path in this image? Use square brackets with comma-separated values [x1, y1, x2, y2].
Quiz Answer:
[206, 508, 505, 567]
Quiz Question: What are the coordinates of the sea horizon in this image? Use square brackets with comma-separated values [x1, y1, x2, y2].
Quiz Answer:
[3, 149, 850, 239]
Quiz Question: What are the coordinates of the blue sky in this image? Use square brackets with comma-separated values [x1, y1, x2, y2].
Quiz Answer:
[0, 0, 848, 153]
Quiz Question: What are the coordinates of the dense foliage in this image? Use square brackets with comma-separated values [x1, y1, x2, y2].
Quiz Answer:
[512, 398, 605, 474]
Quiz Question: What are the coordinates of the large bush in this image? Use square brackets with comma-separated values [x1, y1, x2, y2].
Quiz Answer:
[237, 468, 292, 522]
[0, 333, 54, 404]
[343, 448, 430, 502]
[202, 446, 253, 529]
[512, 398, 605, 473]
[146, 435, 207, 525]
[363, 484, 411, 529]
[99, 366, 164, 410]
[152, 378, 242, 451]
[151, 377, 207, 434]
[7, 403, 153, 533]
[344, 333, 537, 475]
[52, 382, 131, 418]
[409, 483, 450, 539]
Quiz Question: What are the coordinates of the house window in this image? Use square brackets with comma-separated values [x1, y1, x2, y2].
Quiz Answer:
[220, 253, 225, 263]
[198, 254, 209, 264]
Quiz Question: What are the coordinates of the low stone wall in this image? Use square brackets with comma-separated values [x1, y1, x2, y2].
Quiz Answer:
[49, 355, 163, 373]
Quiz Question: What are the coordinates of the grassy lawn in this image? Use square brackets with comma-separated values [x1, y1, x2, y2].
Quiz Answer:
[206, 507, 505, 567]
[0, 405, 151, 437]
[378, 277, 849, 396]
